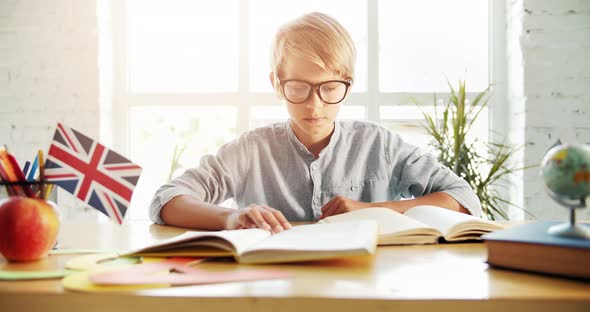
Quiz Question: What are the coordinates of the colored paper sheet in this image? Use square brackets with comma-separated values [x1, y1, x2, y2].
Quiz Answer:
[90, 257, 290, 286]
[65, 253, 143, 271]
[49, 248, 116, 255]
[63, 254, 172, 292]
[0, 269, 71, 280]
[63, 268, 167, 292]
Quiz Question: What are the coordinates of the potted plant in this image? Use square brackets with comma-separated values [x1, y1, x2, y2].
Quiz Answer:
[418, 80, 531, 220]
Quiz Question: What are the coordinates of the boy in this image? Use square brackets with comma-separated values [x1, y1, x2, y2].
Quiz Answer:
[149, 12, 482, 233]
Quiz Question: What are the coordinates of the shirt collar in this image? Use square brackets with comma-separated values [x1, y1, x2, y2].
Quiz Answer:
[285, 119, 341, 159]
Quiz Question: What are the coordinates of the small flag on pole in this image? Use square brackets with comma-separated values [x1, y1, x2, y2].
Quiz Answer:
[45, 123, 142, 224]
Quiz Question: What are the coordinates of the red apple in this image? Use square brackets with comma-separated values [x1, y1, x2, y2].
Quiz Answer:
[0, 196, 60, 261]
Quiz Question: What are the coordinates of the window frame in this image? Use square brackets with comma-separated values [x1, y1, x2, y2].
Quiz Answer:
[108, 1, 508, 221]
[110, 0, 502, 154]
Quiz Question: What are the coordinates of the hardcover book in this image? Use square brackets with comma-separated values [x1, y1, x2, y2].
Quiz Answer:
[482, 221, 590, 279]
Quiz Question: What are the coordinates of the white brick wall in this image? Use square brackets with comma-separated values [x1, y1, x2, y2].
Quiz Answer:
[1, 0, 100, 155]
[0, 0, 100, 220]
[507, 0, 590, 221]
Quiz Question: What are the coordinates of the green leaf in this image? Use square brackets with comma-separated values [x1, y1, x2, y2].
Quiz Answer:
[416, 78, 534, 220]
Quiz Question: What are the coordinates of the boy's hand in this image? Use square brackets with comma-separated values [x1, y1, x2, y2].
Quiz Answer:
[319, 196, 372, 219]
[225, 204, 292, 233]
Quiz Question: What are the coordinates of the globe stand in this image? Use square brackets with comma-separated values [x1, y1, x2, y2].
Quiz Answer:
[546, 195, 590, 240]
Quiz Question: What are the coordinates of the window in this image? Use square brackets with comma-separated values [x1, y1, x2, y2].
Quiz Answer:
[378, 0, 488, 92]
[248, 0, 368, 92]
[109, 0, 492, 221]
[126, 0, 240, 92]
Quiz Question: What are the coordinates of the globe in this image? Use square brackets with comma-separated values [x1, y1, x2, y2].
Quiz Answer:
[541, 144, 590, 203]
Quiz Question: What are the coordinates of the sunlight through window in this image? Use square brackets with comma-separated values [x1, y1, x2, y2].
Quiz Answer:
[126, 0, 239, 92]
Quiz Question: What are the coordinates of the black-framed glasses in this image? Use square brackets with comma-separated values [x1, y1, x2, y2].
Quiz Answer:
[279, 79, 352, 104]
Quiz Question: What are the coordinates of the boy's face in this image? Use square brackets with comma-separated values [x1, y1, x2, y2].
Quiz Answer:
[274, 55, 347, 142]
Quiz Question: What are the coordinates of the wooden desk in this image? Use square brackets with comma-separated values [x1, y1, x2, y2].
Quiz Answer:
[1, 221, 589, 312]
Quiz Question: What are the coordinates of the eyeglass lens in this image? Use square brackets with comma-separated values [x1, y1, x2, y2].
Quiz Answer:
[283, 81, 348, 104]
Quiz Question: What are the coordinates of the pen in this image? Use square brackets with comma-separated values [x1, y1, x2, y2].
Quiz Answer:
[0, 148, 32, 197]
[22, 161, 31, 178]
[7, 153, 35, 197]
[0, 161, 16, 196]
[38, 150, 45, 200]
[45, 183, 54, 200]
[27, 155, 39, 181]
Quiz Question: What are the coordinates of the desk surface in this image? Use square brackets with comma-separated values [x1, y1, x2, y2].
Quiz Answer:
[1, 221, 589, 312]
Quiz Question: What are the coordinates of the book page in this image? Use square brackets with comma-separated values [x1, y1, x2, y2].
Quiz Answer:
[125, 228, 271, 257]
[319, 207, 441, 244]
[238, 221, 378, 264]
[404, 205, 502, 240]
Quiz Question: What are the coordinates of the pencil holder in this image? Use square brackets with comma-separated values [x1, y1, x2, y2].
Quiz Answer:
[0, 180, 56, 200]
[0, 181, 60, 262]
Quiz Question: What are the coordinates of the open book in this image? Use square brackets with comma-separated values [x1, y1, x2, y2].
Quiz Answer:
[318, 206, 504, 245]
[123, 221, 378, 264]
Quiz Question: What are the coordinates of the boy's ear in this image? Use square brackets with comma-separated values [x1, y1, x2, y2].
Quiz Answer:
[269, 72, 282, 99]
[269, 72, 275, 88]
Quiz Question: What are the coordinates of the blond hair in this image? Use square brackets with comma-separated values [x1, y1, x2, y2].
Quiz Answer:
[270, 12, 356, 90]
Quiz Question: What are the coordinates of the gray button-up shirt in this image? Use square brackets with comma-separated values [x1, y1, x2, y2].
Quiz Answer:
[149, 120, 482, 224]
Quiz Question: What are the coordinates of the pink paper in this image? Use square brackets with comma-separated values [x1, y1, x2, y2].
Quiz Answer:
[89, 257, 290, 286]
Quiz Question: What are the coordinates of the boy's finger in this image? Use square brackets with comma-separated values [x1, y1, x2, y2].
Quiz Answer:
[240, 216, 255, 229]
[259, 208, 284, 233]
[319, 201, 336, 219]
[236, 211, 251, 227]
[320, 202, 340, 219]
[248, 207, 272, 231]
[267, 208, 292, 229]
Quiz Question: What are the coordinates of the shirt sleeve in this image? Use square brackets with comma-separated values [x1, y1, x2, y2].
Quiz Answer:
[388, 132, 483, 218]
[148, 134, 250, 224]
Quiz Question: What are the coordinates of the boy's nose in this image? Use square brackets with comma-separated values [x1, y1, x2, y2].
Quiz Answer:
[305, 90, 324, 109]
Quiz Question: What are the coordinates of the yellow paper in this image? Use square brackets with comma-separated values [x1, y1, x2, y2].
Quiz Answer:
[62, 267, 168, 292]
[63, 255, 170, 292]
[65, 253, 120, 271]
[66, 253, 154, 271]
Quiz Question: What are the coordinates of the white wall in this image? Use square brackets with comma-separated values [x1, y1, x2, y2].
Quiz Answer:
[1, 0, 589, 221]
[506, 0, 590, 220]
[0, 0, 100, 219]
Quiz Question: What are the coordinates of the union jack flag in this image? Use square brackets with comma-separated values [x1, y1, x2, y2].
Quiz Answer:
[45, 123, 142, 224]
